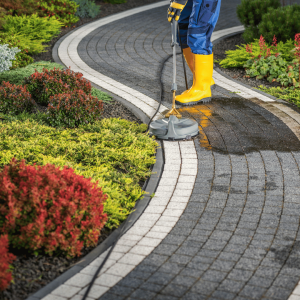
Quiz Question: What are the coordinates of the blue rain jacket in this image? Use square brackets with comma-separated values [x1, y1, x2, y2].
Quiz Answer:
[178, 0, 221, 54]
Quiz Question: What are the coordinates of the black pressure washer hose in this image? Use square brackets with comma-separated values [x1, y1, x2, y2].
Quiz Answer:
[82, 27, 187, 300]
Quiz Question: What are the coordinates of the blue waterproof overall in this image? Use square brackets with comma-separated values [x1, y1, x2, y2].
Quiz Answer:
[178, 0, 221, 55]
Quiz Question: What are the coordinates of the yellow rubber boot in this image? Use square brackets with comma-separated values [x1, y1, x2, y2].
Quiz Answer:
[182, 48, 215, 92]
[176, 53, 213, 105]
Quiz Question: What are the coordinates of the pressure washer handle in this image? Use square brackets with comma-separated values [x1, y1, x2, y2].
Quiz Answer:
[171, 20, 179, 47]
[171, 20, 178, 92]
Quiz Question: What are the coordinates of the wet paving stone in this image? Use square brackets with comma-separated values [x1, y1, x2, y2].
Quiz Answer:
[98, 96, 300, 299]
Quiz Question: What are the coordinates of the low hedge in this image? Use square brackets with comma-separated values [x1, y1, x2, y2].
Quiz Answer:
[0, 117, 157, 229]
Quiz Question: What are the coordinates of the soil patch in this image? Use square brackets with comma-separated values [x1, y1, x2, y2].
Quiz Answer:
[213, 33, 282, 89]
[1, 227, 112, 300]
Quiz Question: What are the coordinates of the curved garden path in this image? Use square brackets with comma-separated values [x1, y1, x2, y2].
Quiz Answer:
[38, 1, 300, 300]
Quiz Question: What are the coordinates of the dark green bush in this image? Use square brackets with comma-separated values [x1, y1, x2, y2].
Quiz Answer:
[73, 0, 101, 18]
[237, 0, 281, 42]
[237, 0, 280, 27]
[258, 4, 300, 43]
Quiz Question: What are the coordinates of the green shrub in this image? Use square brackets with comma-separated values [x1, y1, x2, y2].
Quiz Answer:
[0, 117, 157, 228]
[258, 5, 300, 44]
[2, 14, 62, 55]
[237, 0, 280, 42]
[36, 0, 79, 27]
[0, 81, 35, 115]
[48, 89, 103, 128]
[73, 0, 101, 18]
[258, 85, 300, 107]
[0, 61, 63, 85]
[219, 38, 295, 68]
[24, 67, 92, 105]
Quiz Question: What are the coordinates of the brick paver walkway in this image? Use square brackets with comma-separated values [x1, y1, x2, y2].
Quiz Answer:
[43, 1, 300, 300]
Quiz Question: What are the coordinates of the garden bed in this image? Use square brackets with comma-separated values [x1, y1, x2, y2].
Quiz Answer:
[0, 1, 162, 298]
[213, 33, 282, 90]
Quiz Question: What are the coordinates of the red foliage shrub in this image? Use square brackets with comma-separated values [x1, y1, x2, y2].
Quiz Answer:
[0, 235, 16, 291]
[0, 0, 37, 16]
[48, 89, 103, 128]
[35, 0, 79, 27]
[24, 67, 92, 105]
[0, 159, 108, 258]
[0, 81, 35, 115]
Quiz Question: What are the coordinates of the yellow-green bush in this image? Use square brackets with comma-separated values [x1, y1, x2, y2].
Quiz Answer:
[2, 14, 62, 55]
[0, 117, 157, 229]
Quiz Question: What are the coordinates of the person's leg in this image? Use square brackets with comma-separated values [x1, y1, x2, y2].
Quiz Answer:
[177, 0, 193, 50]
[176, 0, 221, 105]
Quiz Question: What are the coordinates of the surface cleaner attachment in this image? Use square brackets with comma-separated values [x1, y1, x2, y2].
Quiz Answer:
[149, 20, 199, 141]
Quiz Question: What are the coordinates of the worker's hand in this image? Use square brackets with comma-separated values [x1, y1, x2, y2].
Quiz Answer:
[168, 0, 187, 23]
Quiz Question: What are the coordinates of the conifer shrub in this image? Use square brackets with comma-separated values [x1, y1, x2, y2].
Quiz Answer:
[73, 0, 101, 18]
[48, 89, 103, 128]
[0, 81, 35, 115]
[237, 0, 280, 27]
[24, 68, 92, 105]
[0, 234, 16, 291]
[0, 158, 108, 258]
[258, 5, 300, 43]
[2, 14, 62, 46]
[237, 0, 281, 42]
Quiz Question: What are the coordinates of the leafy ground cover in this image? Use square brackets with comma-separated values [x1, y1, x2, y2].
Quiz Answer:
[258, 85, 300, 106]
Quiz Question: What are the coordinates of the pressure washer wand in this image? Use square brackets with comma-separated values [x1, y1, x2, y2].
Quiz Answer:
[165, 20, 182, 119]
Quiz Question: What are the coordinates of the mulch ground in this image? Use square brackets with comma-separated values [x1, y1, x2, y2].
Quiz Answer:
[0, 1, 160, 300]
[213, 33, 282, 89]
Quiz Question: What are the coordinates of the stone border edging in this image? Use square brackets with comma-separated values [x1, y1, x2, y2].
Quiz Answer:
[26, 142, 164, 300]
